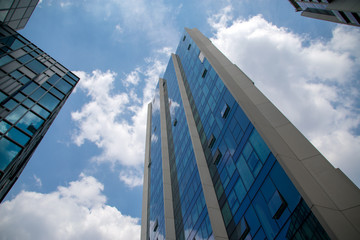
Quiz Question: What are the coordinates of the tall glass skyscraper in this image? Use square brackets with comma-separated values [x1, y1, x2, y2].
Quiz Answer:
[0, 23, 79, 202]
[141, 28, 360, 240]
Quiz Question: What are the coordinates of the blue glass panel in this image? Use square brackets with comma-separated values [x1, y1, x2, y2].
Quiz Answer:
[0, 55, 12, 66]
[5, 105, 27, 124]
[236, 154, 254, 190]
[55, 78, 72, 94]
[0, 91, 6, 102]
[26, 59, 47, 74]
[4, 99, 17, 110]
[249, 129, 270, 163]
[7, 127, 30, 146]
[47, 74, 61, 85]
[38, 93, 60, 111]
[234, 177, 247, 203]
[253, 193, 279, 239]
[0, 138, 22, 171]
[16, 111, 44, 135]
[18, 54, 32, 63]
[31, 87, 46, 101]
[32, 104, 50, 119]
[22, 82, 38, 95]
[19, 76, 30, 84]
[0, 121, 11, 133]
[10, 70, 22, 79]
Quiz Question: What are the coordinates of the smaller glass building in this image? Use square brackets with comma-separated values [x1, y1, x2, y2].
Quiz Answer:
[0, 0, 39, 30]
[0, 23, 79, 202]
[288, 0, 360, 27]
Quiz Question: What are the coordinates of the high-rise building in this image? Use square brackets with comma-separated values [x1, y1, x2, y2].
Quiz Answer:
[288, 0, 360, 26]
[0, 23, 79, 202]
[0, 0, 39, 30]
[141, 28, 360, 240]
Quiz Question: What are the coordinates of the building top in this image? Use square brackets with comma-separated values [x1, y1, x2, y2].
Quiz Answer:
[0, 0, 39, 30]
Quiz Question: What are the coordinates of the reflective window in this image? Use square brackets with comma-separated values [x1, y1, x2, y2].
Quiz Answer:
[7, 127, 30, 146]
[16, 111, 44, 135]
[0, 121, 11, 133]
[0, 55, 13, 66]
[32, 104, 50, 119]
[55, 79, 72, 94]
[38, 92, 60, 111]
[5, 105, 27, 124]
[26, 59, 46, 74]
[0, 137, 22, 171]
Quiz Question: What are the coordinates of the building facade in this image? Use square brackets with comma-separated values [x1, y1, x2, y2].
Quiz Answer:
[0, 0, 39, 30]
[141, 28, 360, 240]
[288, 0, 360, 26]
[0, 23, 79, 202]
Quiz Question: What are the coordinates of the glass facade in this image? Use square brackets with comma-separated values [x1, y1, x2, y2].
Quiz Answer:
[163, 58, 212, 240]
[0, 0, 39, 30]
[148, 85, 166, 240]
[143, 29, 335, 240]
[0, 24, 79, 202]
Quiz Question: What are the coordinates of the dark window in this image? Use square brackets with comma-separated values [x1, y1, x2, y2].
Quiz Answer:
[188, 44, 191, 50]
[202, 69, 207, 78]
[268, 190, 287, 219]
[208, 134, 216, 148]
[213, 149, 222, 165]
[183, 36, 186, 41]
[173, 118, 178, 126]
[153, 219, 158, 232]
[221, 104, 230, 118]
[339, 11, 350, 23]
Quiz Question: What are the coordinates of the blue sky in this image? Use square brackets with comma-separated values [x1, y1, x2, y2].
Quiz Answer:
[0, 0, 360, 239]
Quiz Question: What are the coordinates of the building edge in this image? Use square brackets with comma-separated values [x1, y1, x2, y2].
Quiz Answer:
[141, 103, 152, 240]
[159, 78, 176, 240]
[186, 27, 360, 239]
[171, 54, 228, 240]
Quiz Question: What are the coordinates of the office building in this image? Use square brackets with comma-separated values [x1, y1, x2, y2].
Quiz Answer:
[0, 0, 39, 30]
[141, 28, 360, 240]
[288, 0, 360, 26]
[0, 23, 79, 202]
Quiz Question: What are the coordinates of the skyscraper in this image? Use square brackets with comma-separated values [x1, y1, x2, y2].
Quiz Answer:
[141, 28, 360, 240]
[0, 23, 79, 202]
[288, 0, 360, 26]
[0, 0, 39, 30]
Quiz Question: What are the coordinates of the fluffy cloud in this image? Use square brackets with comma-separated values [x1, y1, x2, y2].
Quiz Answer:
[0, 174, 140, 240]
[71, 50, 169, 187]
[208, 9, 360, 186]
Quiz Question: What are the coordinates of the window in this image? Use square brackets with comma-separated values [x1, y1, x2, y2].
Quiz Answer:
[0, 137, 22, 171]
[188, 44, 191, 50]
[213, 149, 222, 165]
[183, 36, 186, 41]
[208, 134, 216, 148]
[221, 103, 230, 118]
[237, 217, 250, 240]
[268, 190, 287, 219]
[153, 219, 158, 232]
[198, 51, 205, 63]
[202, 69, 207, 78]
[173, 118, 178, 126]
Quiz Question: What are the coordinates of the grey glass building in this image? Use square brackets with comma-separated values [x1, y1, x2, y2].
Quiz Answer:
[288, 0, 360, 26]
[141, 28, 360, 240]
[0, 23, 79, 202]
[0, 0, 39, 30]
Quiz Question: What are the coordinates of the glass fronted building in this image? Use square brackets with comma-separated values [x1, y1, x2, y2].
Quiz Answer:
[141, 28, 360, 240]
[288, 0, 360, 26]
[0, 23, 79, 202]
[0, 0, 39, 30]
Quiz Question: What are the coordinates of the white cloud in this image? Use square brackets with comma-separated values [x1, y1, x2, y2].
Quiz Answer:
[71, 51, 168, 187]
[33, 174, 42, 188]
[123, 69, 140, 87]
[208, 9, 360, 186]
[0, 174, 140, 240]
[115, 24, 123, 33]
